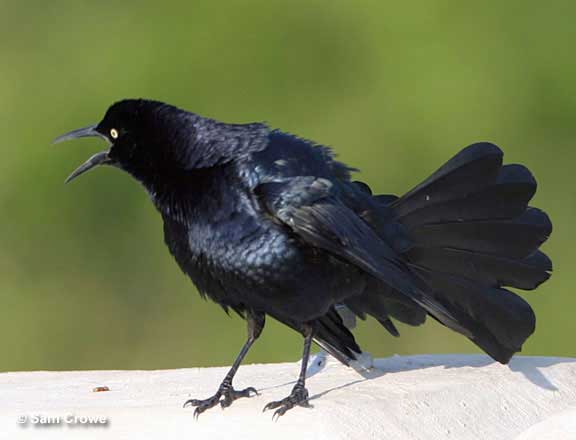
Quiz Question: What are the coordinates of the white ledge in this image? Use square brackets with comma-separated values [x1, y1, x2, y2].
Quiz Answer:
[2, 354, 576, 440]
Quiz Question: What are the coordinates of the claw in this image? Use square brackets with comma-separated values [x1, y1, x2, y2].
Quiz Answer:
[272, 404, 294, 421]
[262, 400, 280, 412]
[183, 399, 201, 408]
[263, 385, 310, 419]
[184, 385, 259, 418]
[245, 387, 259, 397]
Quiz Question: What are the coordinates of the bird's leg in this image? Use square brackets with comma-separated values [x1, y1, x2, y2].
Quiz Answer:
[263, 323, 315, 419]
[184, 312, 264, 418]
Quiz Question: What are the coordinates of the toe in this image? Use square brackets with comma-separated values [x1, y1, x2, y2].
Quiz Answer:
[183, 398, 202, 408]
[220, 397, 232, 409]
[239, 386, 259, 397]
[184, 394, 221, 418]
[272, 406, 289, 421]
[264, 386, 311, 418]
[262, 400, 282, 412]
[221, 386, 260, 409]
[193, 406, 206, 420]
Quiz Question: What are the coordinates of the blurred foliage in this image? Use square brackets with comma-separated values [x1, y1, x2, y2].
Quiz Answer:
[0, 0, 573, 371]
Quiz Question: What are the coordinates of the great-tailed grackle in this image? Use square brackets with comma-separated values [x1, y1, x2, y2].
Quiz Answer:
[55, 99, 552, 418]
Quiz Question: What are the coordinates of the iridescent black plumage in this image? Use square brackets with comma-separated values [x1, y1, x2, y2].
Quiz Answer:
[58, 99, 552, 418]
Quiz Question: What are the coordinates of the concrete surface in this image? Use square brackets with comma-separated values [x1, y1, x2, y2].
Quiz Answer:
[1, 354, 575, 440]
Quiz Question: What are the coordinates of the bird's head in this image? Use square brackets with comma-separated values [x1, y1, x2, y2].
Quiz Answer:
[55, 98, 270, 187]
[55, 99, 192, 185]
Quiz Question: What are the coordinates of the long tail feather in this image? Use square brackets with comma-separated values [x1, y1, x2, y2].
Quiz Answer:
[387, 142, 552, 363]
[392, 143, 503, 217]
[407, 207, 552, 259]
[411, 266, 536, 363]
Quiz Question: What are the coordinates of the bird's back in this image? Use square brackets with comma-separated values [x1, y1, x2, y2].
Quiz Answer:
[160, 130, 377, 322]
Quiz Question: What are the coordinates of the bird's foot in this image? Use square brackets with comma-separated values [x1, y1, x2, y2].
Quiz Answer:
[263, 384, 311, 420]
[184, 383, 259, 418]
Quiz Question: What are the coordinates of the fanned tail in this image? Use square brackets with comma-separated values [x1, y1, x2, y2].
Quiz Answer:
[389, 143, 552, 363]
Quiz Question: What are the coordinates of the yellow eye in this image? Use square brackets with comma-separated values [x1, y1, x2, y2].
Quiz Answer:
[110, 128, 119, 139]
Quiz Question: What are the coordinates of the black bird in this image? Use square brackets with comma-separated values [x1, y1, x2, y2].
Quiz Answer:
[55, 99, 552, 418]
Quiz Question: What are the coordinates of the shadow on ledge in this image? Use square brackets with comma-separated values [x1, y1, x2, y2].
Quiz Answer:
[306, 354, 576, 401]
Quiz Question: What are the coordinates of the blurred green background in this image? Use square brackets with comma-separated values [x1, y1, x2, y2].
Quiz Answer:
[0, 0, 573, 371]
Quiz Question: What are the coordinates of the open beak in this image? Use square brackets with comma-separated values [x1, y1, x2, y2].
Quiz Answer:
[53, 124, 114, 183]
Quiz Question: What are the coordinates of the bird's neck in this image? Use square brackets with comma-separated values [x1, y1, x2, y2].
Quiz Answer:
[163, 112, 270, 169]
[145, 165, 239, 225]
